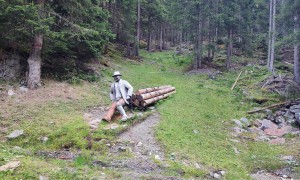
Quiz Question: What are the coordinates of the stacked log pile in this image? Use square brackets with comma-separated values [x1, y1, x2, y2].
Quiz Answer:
[133, 85, 176, 108]
[102, 85, 175, 122]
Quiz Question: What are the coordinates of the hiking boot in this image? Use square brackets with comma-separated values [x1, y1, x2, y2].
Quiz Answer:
[121, 116, 128, 122]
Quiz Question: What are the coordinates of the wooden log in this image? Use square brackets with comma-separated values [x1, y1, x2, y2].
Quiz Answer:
[135, 85, 172, 95]
[102, 102, 117, 122]
[137, 87, 175, 101]
[142, 91, 176, 107]
[231, 71, 242, 90]
[247, 98, 300, 114]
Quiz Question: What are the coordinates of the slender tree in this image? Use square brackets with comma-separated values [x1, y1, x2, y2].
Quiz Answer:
[267, 0, 277, 72]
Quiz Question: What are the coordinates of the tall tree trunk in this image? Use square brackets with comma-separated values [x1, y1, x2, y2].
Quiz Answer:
[134, 0, 140, 57]
[27, 0, 45, 89]
[147, 26, 151, 51]
[267, 0, 273, 69]
[270, 0, 276, 72]
[194, 5, 202, 69]
[268, 0, 276, 73]
[126, 41, 131, 57]
[294, 13, 300, 84]
[179, 30, 183, 53]
[163, 25, 166, 50]
[159, 24, 163, 51]
[226, 28, 232, 69]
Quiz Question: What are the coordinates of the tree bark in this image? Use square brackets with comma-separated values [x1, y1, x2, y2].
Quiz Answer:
[147, 26, 152, 51]
[270, 0, 276, 72]
[134, 0, 140, 57]
[226, 28, 232, 69]
[267, 0, 273, 69]
[159, 24, 163, 51]
[267, 0, 276, 73]
[294, 13, 300, 84]
[27, 0, 45, 89]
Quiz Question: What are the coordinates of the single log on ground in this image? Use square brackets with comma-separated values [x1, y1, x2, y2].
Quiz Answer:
[102, 102, 117, 122]
[135, 85, 172, 95]
[247, 98, 300, 114]
[137, 87, 175, 101]
[142, 91, 176, 107]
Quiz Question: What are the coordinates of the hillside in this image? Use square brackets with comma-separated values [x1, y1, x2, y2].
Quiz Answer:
[0, 50, 299, 179]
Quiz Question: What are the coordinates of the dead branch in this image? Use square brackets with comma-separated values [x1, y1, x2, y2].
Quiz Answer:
[247, 98, 300, 114]
[231, 71, 242, 91]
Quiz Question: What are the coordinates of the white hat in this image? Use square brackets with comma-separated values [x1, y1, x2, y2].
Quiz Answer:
[112, 71, 122, 77]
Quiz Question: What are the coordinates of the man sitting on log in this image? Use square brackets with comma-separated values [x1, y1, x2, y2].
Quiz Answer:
[109, 71, 133, 121]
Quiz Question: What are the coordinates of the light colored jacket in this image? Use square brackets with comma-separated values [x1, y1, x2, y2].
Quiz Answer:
[110, 79, 133, 104]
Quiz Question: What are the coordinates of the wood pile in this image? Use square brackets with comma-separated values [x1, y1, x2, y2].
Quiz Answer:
[102, 85, 175, 122]
[132, 85, 176, 108]
[261, 75, 300, 96]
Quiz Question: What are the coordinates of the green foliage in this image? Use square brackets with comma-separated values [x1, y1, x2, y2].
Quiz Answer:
[0, 0, 113, 77]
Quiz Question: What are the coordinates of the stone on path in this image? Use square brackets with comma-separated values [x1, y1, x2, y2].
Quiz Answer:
[0, 161, 21, 171]
[6, 130, 24, 139]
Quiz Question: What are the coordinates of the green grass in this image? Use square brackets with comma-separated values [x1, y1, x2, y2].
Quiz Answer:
[0, 50, 297, 179]
[124, 50, 288, 179]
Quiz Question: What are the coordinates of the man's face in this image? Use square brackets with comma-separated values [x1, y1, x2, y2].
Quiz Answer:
[114, 75, 121, 82]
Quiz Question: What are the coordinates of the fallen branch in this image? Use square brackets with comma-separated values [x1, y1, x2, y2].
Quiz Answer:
[231, 71, 242, 91]
[247, 98, 300, 114]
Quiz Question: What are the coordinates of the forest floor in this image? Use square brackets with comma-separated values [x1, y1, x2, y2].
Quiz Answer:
[0, 50, 300, 179]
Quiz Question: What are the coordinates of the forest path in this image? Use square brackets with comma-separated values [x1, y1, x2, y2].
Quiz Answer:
[106, 112, 183, 179]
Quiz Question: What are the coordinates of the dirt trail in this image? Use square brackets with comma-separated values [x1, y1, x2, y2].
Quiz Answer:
[107, 112, 183, 179]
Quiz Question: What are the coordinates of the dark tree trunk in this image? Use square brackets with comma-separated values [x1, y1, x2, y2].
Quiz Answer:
[159, 24, 163, 51]
[134, 0, 140, 57]
[294, 13, 300, 84]
[147, 27, 152, 51]
[27, 0, 45, 89]
[226, 28, 232, 69]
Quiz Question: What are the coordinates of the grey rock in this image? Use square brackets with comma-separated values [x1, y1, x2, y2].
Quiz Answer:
[137, 112, 143, 117]
[220, 171, 226, 176]
[286, 118, 295, 125]
[19, 86, 28, 93]
[264, 109, 273, 115]
[6, 130, 24, 139]
[7, 89, 15, 96]
[39, 137, 48, 143]
[213, 173, 221, 179]
[118, 147, 126, 152]
[240, 117, 250, 127]
[290, 104, 300, 113]
[232, 119, 243, 127]
[267, 114, 275, 121]
[260, 119, 278, 130]
[295, 112, 300, 122]
[137, 142, 142, 147]
[281, 156, 294, 161]
[193, 129, 199, 134]
[194, 163, 201, 169]
[274, 116, 285, 124]
[39, 176, 49, 180]
[149, 106, 155, 110]
[283, 110, 294, 120]
[233, 147, 240, 154]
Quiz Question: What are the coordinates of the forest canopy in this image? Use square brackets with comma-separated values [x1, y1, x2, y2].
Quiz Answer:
[0, 0, 299, 88]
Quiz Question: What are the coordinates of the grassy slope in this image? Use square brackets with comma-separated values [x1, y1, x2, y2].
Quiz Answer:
[126, 51, 287, 179]
[0, 50, 296, 179]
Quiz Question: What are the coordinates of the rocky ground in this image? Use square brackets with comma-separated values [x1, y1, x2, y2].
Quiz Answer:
[232, 102, 300, 180]
[86, 108, 183, 179]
